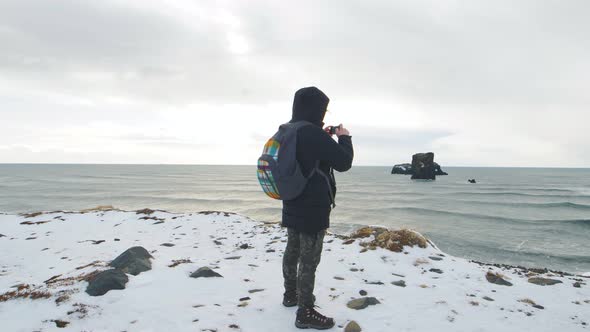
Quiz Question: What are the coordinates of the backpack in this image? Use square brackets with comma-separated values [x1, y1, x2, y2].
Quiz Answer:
[257, 121, 319, 201]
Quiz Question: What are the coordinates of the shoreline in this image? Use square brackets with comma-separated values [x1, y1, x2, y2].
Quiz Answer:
[1, 207, 588, 331]
[4, 206, 588, 277]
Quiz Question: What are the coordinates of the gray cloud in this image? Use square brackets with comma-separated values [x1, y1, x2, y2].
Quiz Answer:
[0, 0, 589, 166]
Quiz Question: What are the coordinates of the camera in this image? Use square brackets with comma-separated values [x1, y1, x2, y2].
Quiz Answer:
[327, 125, 341, 135]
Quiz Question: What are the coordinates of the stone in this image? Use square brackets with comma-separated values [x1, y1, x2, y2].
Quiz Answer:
[346, 297, 381, 310]
[483, 296, 495, 301]
[344, 320, 362, 332]
[391, 161, 447, 176]
[190, 267, 223, 278]
[429, 256, 443, 261]
[86, 269, 129, 296]
[391, 280, 406, 287]
[359, 290, 367, 296]
[532, 304, 545, 310]
[429, 268, 443, 274]
[110, 246, 153, 276]
[485, 272, 513, 286]
[160, 243, 175, 247]
[528, 277, 563, 286]
[573, 282, 582, 288]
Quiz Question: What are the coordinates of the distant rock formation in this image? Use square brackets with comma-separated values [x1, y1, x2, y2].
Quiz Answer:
[391, 153, 448, 178]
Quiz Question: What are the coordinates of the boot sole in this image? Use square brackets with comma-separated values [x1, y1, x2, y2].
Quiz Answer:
[295, 321, 335, 330]
[283, 301, 297, 307]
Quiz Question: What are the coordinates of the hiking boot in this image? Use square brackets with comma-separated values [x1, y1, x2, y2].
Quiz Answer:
[283, 291, 316, 308]
[295, 307, 335, 330]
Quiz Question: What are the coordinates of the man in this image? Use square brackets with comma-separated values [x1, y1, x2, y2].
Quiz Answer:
[281, 87, 354, 329]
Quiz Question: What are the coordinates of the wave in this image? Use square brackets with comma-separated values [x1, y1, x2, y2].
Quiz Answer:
[453, 200, 590, 210]
[366, 206, 590, 226]
[448, 191, 590, 198]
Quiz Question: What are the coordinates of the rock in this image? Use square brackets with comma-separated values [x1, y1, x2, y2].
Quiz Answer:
[239, 243, 249, 249]
[344, 320, 362, 332]
[483, 296, 495, 301]
[160, 243, 175, 247]
[528, 277, 562, 286]
[468, 179, 477, 184]
[346, 297, 381, 310]
[391, 280, 406, 287]
[411, 152, 437, 180]
[573, 282, 582, 288]
[109, 247, 153, 276]
[239, 296, 251, 301]
[190, 267, 223, 278]
[334, 276, 345, 280]
[486, 271, 513, 286]
[391, 163, 413, 175]
[86, 269, 129, 296]
[359, 290, 367, 296]
[391, 161, 447, 176]
[248, 289, 265, 293]
[532, 304, 545, 310]
[429, 256, 443, 261]
[0, 233, 5, 238]
[225, 256, 241, 260]
[53, 320, 70, 328]
[429, 268, 443, 274]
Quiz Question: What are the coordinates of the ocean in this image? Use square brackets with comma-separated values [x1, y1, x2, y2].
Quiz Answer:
[0, 164, 588, 273]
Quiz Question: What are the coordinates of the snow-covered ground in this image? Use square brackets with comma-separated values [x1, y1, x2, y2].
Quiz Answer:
[0, 208, 588, 331]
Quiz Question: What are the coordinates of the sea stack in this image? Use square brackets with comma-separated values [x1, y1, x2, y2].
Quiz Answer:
[411, 152, 437, 180]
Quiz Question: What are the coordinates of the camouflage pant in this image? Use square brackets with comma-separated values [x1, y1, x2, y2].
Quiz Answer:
[282, 228, 325, 308]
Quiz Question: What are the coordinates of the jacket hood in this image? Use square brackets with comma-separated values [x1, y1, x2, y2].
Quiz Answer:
[291, 87, 330, 126]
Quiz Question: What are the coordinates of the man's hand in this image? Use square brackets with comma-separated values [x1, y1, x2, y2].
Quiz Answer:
[335, 124, 350, 137]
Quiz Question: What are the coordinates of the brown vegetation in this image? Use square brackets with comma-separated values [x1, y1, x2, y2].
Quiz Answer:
[352, 227, 428, 252]
[0, 284, 51, 302]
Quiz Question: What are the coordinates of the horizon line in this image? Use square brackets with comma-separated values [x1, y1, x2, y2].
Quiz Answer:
[0, 163, 588, 169]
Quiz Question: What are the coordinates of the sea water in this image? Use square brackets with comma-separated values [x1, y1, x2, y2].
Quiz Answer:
[0, 164, 588, 273]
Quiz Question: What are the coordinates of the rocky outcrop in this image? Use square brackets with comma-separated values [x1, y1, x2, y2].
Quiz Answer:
[411, 153, 436, 180]
[190, 267, 223, 278]
[391, 153, 447, 177]
[86, 269, 129, 296]
[110, 246, 153, 276]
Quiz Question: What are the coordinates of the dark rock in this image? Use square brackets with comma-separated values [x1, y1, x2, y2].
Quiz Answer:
[359, 290, 367, 296]
[365, 280, 384, 285]
[114, 238, 120, 241]
[160, 243, 175, 247]
[0, 233, 5, 238]
[483, 296, 495, 301]
[391, 280, 406, 287]
[239, 296, 251, 301]
[344, 320, 362, 332]
[532, 304, 545, 310]
[248, 289, 264, 293]
[225, 256, 241, 260]
[486, 272, 513, 286]
[468, 179, 477, 184]
[391, 161, 447, 176]
[429, 268, 443, 274]
[110, 246, 153, 276]
[528, 277, 563, 286]
[86, 269, 129, 296]
[411, 153, 437, 180]
[190, 267, 223, 278]
[429, 256, 443, 261]
[346, 297, 381, 310]
[334, 276, 345, 280]
[239, 243, 249, 249]
[573, 282, 582, 288]
[53, 320, 69, 328]
[391, 163, 413, 175]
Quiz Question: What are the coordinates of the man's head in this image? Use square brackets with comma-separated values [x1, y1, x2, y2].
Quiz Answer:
[291, 87, 330, 126]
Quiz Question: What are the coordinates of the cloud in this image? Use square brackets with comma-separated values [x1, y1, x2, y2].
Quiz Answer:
[0, 0, 589, 166]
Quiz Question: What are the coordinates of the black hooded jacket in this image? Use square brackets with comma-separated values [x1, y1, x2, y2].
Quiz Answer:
[281, 87, 354, 233]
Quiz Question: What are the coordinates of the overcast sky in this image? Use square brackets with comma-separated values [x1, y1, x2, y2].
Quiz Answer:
[1, 0, 588, 166]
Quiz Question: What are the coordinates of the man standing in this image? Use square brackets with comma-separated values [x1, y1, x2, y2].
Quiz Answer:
[281, 87, 354, 329]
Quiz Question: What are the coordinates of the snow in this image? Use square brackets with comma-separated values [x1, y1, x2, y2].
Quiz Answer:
[1, 209, 588, 331]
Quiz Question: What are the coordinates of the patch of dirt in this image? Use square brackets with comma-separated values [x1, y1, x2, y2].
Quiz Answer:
[169, 259, 192, 268]
[0, 284, 51, 302]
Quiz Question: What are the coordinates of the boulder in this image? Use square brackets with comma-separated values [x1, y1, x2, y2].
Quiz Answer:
[346, 297, 380, 310]
[345, 321, 362, 332]
[485, 271, 513, 286]
[109, 247, 153, 276]
[190, 267, 223, 278]
[528, 277, 563, 286]
[86, 269, 129, 296]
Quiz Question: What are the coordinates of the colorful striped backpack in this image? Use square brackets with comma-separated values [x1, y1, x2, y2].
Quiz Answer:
[257, 121, 318, 200]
